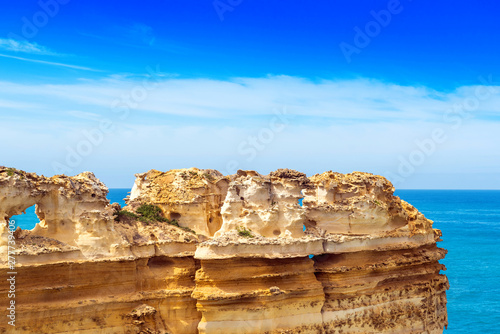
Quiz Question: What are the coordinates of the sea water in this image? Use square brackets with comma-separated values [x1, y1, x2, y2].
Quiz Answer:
[395, 190, 500, 333]
[9, 189, 500, 333]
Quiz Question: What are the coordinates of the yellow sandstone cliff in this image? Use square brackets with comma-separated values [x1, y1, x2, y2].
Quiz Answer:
[0, 167, 448, 334]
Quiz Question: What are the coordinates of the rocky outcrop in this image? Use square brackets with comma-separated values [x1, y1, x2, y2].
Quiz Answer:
[0, 167, 201, 334]
[214, 169, 309, 239]
[126, 168, 229, 237]
[0, 168, 122, 258]
[0, 166, 448, 333]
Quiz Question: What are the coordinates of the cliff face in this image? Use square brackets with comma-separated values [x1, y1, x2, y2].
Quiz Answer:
[0, 167, 448, 334]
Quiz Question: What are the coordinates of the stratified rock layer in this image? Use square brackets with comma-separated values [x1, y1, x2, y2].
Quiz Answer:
[0, 167, 448, 334]
[315, 245, 448, 333]
[193, 257, 325, 334]
[4, 256, 200, 333]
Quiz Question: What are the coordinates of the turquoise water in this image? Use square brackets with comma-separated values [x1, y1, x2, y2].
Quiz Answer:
[107, 188, 130, 207]
[395, 190, 500, 333]
[10, 189, 500, 332]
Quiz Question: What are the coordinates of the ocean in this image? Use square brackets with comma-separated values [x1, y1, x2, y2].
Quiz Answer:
[9, 189, 500, 333]
[395, 190, 500, 333]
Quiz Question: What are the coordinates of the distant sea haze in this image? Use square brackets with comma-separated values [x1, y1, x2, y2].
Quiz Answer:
[10, 189, 500, 333]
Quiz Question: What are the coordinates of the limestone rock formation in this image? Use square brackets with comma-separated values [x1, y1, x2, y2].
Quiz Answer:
[126, 168, 229, 237]
[0, 166, 448, 334]
[215, 169, 309, 239]
[0, 168, 122, 258]
[0, 167, 201, 334]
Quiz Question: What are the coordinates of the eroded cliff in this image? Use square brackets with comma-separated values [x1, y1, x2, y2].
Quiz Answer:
[0, 166, 448, 333]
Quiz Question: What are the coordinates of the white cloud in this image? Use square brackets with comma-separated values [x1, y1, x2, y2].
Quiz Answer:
[0, 38, 57, 55]
[1, 75, 499, 188]
[0, 39, 100, 71]
[0, 53, 100, 71]
[1, 75, 499, 121]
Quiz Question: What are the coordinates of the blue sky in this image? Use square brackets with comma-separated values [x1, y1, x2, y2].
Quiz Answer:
[1, 0, 499, 188]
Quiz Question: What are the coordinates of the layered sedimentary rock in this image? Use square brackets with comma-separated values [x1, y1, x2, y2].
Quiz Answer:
[0, 167, 201, 334]
[315, 245, 448, 333]
[0, 166, 448, 334]
[193, 256, 325, 334]
[5, 256, 200, 333]
[193, 170, 448, 333]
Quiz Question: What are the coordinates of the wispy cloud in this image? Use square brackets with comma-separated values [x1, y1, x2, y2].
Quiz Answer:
[1, 75, 499, 188]
[0, 53, 100, 72]
[0, 38, 58, 55]
[67, 110, 102, 121]
[0, 98, 40, 110]
[2, 75, 498, 121]
[0, 76, 492, 121]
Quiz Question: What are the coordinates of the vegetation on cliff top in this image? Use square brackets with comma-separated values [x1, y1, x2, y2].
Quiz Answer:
[237, 226, 254, 238]
[114, 204, 196, 234]
[2, 167, 25, 179]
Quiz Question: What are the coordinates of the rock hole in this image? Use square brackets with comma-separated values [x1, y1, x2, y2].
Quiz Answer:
[91, 194, 96, 198]
[303, 219, 317, 233]
[299, 189, 304, 206]
[240, 196, 244, 201]
[273, 229, 280, 236]
[170, 212, 181, 220]
[9, 204, 40, 231]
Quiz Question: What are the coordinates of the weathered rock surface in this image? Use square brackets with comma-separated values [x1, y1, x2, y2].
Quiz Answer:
[0, 166, 448, 333]
[126, 168, 229, 237]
